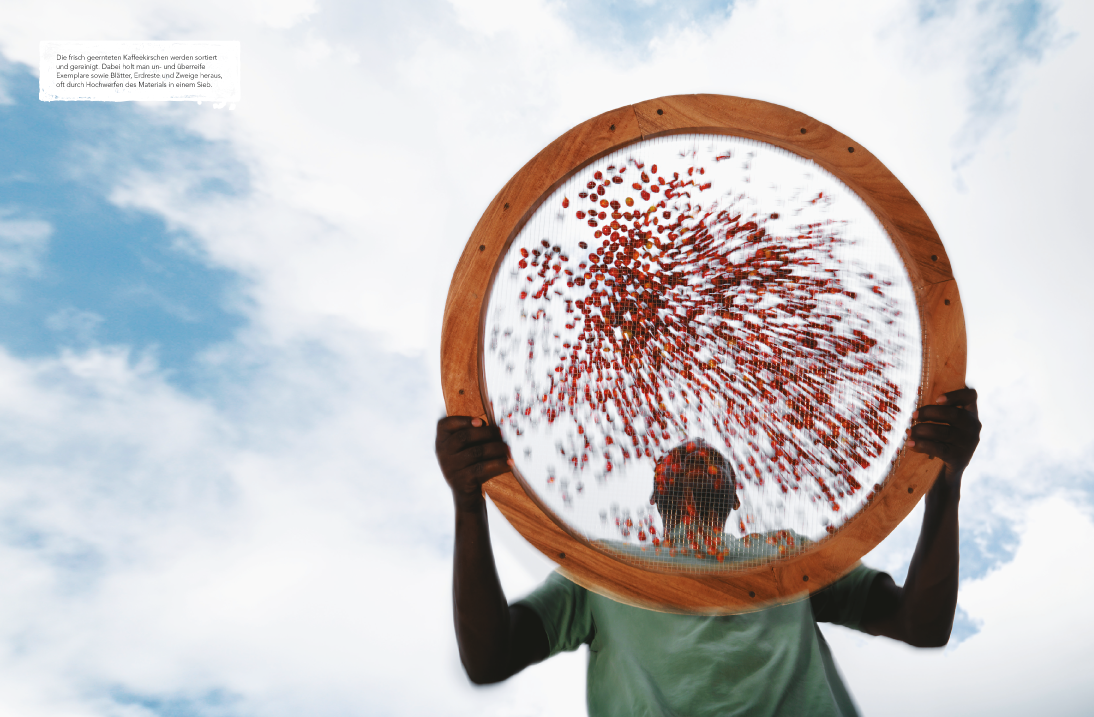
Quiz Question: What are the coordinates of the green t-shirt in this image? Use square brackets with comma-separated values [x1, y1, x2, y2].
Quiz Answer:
[515, 564, 879, 717]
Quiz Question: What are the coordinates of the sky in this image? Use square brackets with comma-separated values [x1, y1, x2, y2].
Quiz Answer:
[0, 0, 1092, 714]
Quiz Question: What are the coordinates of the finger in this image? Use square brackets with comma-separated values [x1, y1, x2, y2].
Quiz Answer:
[907, 438, 962, 465]
[438, 425, 505, 455]
[437, 415, 491, 436]
[452, 457, 514, 485]
[448, 441, 511, 472]
[910, 422, 966, 444]
[913, 405, 981, 432]
[934, 387, 977, 410]
[443, 425, 503, 448]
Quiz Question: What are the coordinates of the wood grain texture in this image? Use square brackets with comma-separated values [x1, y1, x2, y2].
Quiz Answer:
[441, 94, 967, 614]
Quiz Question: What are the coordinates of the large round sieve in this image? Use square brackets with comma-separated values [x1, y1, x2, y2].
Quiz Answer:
[441, 95, 965, 613]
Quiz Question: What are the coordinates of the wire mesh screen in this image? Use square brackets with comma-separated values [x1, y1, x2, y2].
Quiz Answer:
[482, 134, 923, 573]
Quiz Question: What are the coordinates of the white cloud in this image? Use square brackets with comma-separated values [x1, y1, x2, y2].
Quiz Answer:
[823, 492, 1094, 716]
[45, 308, 105, 343]
[0, 209, 50, 282]
[248, 0, 320, 29]
[448, 0, 567, 37]
[0, 0, 1089, 714]
[0, 340, 587, 716]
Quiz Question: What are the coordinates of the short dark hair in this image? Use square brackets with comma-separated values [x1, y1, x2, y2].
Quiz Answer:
[652, 438, 737, 525]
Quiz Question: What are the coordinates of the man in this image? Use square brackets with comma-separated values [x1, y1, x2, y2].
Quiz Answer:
[643, 437, 798, 561]
[435, 388, 980, 715]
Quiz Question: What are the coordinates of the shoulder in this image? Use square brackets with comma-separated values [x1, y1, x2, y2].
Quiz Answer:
[513, 571, 595, 655]
[810, 562, 888, 629]
[520, 570, 587, 601]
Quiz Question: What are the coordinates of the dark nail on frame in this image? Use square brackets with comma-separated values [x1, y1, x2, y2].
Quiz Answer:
[656, 108, 664, 115]
[504, 203, 510, 210]
[848, 147, 855, 153]
[944, 299, 950, 305]
[458, 389, 464, 395]
[931, 255, 938, 261]
[800, 128, 807, 134]
[558, 552, 566, 559]
[803, 575, 809, 582]
[479, 244, 485, 251]
[610, 124, 615, 131]
[749, 591, 756, 598]
[908, 487, 914, 493]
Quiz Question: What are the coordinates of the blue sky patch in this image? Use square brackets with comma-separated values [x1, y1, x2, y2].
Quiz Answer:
[959, 505, 1021, 583]
[949, 604, 983, 645]
[0, 57, 249, 390]
[110, 688, 242, 717]
[920, 0, 1060, 167]
[558, 0, 736, 51]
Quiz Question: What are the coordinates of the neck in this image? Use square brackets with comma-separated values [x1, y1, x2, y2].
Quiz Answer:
[665, 517, 725, 537]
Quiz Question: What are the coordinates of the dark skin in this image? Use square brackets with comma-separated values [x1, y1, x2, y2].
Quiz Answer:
[437, 387, 980, 684]
[655, 491, 739, 539]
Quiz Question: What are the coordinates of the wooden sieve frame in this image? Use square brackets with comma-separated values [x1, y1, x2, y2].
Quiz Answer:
[441, 94, 966, 614]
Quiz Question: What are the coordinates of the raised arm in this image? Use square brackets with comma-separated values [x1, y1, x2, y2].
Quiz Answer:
[858, 387, 981, 647]
[435, 416, 550, 683]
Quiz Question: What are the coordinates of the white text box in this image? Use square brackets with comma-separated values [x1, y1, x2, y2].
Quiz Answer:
[40, 41, 240, 103]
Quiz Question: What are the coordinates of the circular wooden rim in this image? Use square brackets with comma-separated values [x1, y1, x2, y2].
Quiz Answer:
[441, 94, 966, 614]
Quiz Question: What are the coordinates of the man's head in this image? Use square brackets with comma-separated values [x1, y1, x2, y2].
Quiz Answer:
[651, 438, 740, 534]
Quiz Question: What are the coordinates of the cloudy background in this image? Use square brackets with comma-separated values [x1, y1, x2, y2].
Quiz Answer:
[0, 0, 1091, 714]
